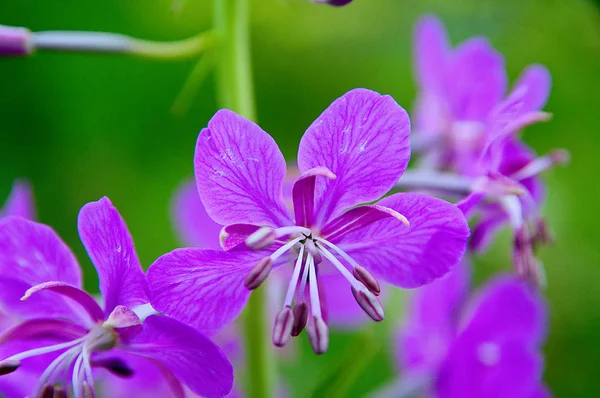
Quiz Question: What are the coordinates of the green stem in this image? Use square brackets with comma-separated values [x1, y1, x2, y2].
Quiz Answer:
[213, 1, 272, 398]
[31, 30, 218, 60]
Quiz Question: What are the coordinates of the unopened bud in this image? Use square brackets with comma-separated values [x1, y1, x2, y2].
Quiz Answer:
[351, 287, 385, 322]
[306, 316, 329, 354]
[272, 307, 295, 347]
[0, 25, 32, 56]
[353, 266, 381, 295]
[0, 359, 20, 375]
[244, 257, 273, 290]
[291, 302, 309, 337]
[246, 227, 276, 249]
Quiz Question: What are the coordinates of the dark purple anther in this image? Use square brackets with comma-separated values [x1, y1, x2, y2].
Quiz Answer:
[244, 257, 273, 290]
[351, 286, 384, 322]
[0, 25, 32, 56]
[53, 386, 68, 398]
[39, 384, 54, 398]
[306, 316, 329, 354]
[0, 359, 19, 375]
[291, 302, 309, 337]
[272, 307, 295, 347]
[353, 265, 381, 295]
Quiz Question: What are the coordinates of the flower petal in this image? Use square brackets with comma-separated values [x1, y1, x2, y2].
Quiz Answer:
[460, 276, 547, 345]
[95, 351, 186, 398]
[436, 338, 543, 398]
[0, 217, 83, 321]
[171, 179, 222, 249]
[78, 197, 148, 315]
[0, 318, 86, 344]
[397, 261, 470, 374]
[125, 315, 234, 398]
[506, 65, 552, 114]
[335, 193, 470, 288]
[22, 281, 105, 322]
[292, 167, 336, 227]
[298, 89, 411, 226]
[147, 248, 261, 332]
[1, 180, 35, 220]
[321, 204, 409, 242]
[413, 15, 449, 92]
[194, 109, 291, 227]
[445, 38, 506, 121]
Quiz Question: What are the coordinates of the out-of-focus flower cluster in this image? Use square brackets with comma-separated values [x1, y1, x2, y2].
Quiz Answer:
[0, 9, 564, 398]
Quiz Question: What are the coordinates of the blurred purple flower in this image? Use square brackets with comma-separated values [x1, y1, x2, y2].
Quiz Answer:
[148, 88, 470, 354]
[314, 0, 354, 6]
[389, 262, 549, 397]
[399, 15, 569, 285]
[0, 197, 233, 398]
[0, 180, 35, 221]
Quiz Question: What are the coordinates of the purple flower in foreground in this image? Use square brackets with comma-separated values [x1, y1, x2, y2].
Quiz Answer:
[148, 88, 470, 354]
[1, 180, 35, 220]
[0, 197, 233, 398]
[397, 15, 568, 285]
[389, 262, 549, 397]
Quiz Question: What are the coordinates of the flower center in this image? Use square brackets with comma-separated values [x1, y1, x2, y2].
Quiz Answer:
[0, 323, 120, 398]
[245, 227, 384, 354]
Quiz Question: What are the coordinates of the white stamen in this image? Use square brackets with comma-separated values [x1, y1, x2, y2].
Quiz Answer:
[7, 336, 86, 361]
[82, 347, 94, 391]
[317, 245, 363, 290]
[284, 245, 305, 308]
[307, 254, 321, 318]
[269, 237, 303, 262]
[511, 150, 568, 181]
[72, 353, 84, 398]
[35, 345, 81, 393]
[296, 252, 311, 304]
[275, 226, 311, 237]
[316, 238, 361, 270]
[499, 195, 524, 229]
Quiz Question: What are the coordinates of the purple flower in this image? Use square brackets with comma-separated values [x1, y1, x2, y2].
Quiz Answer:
[314, 0, 354, 6]
[392, 262, 549, 397]
[148, 88, 470, 354]
[399, 15, 569, 285]
[1, 180, 35, 220]
[0, 197, 233, 397]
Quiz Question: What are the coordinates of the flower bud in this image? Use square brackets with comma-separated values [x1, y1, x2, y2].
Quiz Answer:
[306, 316, 329, 354]
[351, 286, 384, 322]
[0, 25, 32, 56]
[353, 265, 381, 295]
[291, 302, 309, 336]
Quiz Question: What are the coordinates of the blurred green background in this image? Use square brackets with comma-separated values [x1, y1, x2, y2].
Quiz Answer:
[0, 0, 599, 396]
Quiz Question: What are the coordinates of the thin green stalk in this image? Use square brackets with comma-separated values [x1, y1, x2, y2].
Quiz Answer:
[213, 1, 272, 398]
[31, 30, 218, 60]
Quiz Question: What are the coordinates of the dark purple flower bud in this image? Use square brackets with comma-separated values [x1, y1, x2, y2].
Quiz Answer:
[244, 257, 273, 290]
[0, 25, 32, 56]
[353, 265, 381, 295]
[39, 384, 54, 398]
[291, 302, 309, 337]
[306, 316, 329, 354]
[351, 286, 384, 322]
[0, 359, 20, 375]
[246, 227, 276, 249]
[272, 306, 295, 347]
